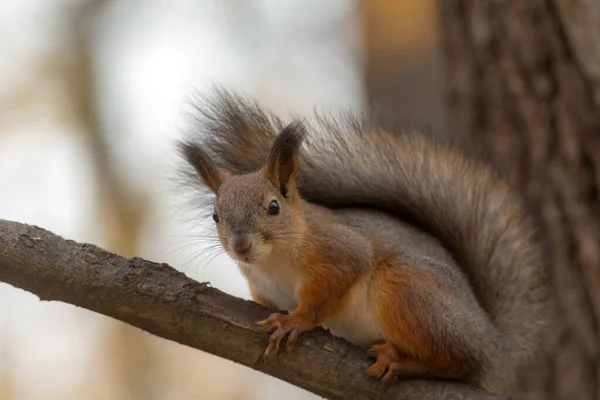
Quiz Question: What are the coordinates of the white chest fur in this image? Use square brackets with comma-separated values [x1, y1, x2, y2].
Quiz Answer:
[239, 254, 301, 312]
[240, 258, 384, 347]
[321, 276, 384, 347]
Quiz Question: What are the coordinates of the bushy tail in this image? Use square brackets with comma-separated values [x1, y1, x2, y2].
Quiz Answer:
[182, 90, 550, 392]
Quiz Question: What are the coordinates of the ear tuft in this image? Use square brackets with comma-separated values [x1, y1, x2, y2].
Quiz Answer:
[178, 140, 229, 194]
[265, 120, 307, 197]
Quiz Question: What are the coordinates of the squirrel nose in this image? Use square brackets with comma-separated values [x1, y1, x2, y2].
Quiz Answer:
[232, 234, 252, 254]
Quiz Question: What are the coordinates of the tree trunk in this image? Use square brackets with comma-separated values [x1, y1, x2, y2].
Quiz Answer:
[438, 1, 600, 399]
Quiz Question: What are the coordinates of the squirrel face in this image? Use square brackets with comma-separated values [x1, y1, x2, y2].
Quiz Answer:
[179, 121, 307, 264]
[212, 171, 302, 263]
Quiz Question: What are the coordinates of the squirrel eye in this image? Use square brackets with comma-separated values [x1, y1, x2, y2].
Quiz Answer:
[267, 200, 280, 216]
[212, 212, 219, 223]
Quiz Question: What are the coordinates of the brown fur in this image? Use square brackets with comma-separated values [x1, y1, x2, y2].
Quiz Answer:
[374, 265, 475, 379]
[177, 90, 552, 396]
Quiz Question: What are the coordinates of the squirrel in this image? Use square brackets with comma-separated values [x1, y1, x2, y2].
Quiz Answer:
[177, 90, 550, 396]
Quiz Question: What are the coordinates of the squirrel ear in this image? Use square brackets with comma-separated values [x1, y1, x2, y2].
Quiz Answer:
[178, 141, 230, 194]
[265, 120, 306, 197]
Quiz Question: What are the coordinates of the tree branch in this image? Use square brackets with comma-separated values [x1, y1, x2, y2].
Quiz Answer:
[0, 219, 505, 400]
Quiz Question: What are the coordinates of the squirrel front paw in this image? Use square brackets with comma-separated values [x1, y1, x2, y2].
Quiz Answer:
[257, 312, 310, 356]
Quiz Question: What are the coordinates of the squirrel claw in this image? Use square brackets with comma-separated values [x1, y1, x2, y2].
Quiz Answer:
[381, 364, 401, 383]
[259, 313, 303, 357]
[264, 340, 280, 357]
[368, 361, 388, 380]
[367, 342, 402, 383]
[366, 347, 379, 361]
[257, 312, 284, 331]
[285, 326, 301, 354]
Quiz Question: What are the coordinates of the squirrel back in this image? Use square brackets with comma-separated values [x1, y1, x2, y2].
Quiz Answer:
[180, 90, 551, 392]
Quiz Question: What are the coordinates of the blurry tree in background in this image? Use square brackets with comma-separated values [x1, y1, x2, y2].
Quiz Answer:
[69, 2, 155, 399]
[362, 0, 446, 134]
[2, 0, 600, 399]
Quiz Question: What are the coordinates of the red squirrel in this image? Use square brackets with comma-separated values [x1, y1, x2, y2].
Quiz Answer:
[177, 91, 550, 396]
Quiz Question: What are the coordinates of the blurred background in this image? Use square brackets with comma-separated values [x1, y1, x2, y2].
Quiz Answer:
[0, 1, 444, 399]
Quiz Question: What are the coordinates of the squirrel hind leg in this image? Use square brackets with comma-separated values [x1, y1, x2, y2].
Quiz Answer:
[367, 341, 471, 383]
[367, 341, 428, 382]
[372, 264, 478, 381]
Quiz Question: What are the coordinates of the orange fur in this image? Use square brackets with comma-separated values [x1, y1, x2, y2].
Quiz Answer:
[256, 224, 360, 354]
[292, 234, 359, 326]
[374, 264, 474, 379]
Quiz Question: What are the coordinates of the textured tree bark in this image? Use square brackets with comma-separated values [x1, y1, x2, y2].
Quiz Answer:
[439, 1, 600, 399]
[0, 219, 504, 400]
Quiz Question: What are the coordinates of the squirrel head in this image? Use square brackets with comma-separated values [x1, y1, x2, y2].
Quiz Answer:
[180, 121, 307, 263]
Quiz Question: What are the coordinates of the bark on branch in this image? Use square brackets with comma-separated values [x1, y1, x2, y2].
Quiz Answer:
[0, 219, 504, 400]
